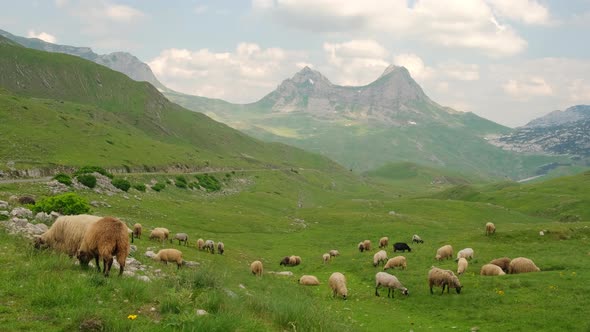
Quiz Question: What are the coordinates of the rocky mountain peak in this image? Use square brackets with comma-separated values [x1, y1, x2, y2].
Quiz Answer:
[290, 66, 331, 86]
[525, 105, 590, 128]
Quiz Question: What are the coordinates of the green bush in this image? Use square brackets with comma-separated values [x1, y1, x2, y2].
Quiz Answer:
[53, 173, 72, 186]
[76, 174, 97, 188]
[175, 175, 188, 189]
[111, 178, 131, 192]
[195, 174, 221, 192]
[74, 166, 113, 179]
[152, 182, 166, 192]
[133, 183, 146, 192]
[33, 193, 91, 215]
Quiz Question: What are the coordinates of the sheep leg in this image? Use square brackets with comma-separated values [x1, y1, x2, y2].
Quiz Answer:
[430, 286, 434, 294]
[375, 286, 380, 297]
[441, 284, 447, 294]
[104, 257, 113, 277]
[94, 256, 101, 272]
[388, 288, 393, 298]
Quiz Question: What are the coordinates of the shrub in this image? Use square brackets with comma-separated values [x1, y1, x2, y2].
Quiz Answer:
[195, 174, 221, 192]
[111, 178, 131, 192]
[53, 173, 72, 186]
[76, 174, 97, 188]
[33, 193, 91, 215]
[175, 175, 188, 189]
[74, 166, 113, 179]
[152, 182, 166, 192]
[133, 183, 146, 192]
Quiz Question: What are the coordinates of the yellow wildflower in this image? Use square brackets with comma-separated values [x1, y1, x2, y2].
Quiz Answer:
[127, 314, 137, 320]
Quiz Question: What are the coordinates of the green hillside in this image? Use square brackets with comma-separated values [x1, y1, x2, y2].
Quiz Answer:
[0, 37, 340, 173]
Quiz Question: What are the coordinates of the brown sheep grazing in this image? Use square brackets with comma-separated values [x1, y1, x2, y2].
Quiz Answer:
[289, 255, 301, 266]
[18, 196, 36, 205]
[153, 227, 170, 240]
[217, 242, 225, 255]
[428, 266, 462, 295]
[509, 257, 540, 274]
[299, 275, 320, 286]
[77, 216, 130, 277]
[132, 223, 142, 239]
[153, 248, 183, 269]
[34, 214, 102, 257]
[363, 240, 372, 251]
[480, 264, 506, 276]
[435, 245, 453, 261]
[485, 222, 496, 235]
[489, 257, 511, 273]
[379, 237, 389, 248]
[279, 256, 291, 266]
[149, 229, 167, 242]
[251, 260, 263, 277]
[197, 238, 205, 250]
[358, 242, 365, 252]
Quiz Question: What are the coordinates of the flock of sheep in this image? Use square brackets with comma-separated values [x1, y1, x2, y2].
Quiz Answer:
[250, 221, 541, 299]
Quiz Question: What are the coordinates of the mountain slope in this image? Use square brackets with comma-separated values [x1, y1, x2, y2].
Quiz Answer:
[0, 36, 341, 173]
[166, 66, 562, 179]
[0, 29, 168, 91]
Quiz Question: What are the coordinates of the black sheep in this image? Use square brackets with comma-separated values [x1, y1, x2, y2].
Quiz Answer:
[393, 242, 412, 252]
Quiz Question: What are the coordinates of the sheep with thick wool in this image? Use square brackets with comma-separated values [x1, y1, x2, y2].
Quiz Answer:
[480, 264, 506, 276]
[153, 248, 183, 269]
[323, 253, 331, 264]
[149, 229, 167, 242]
[132, 223, 142, 239]
[509, 257, 540, 274]
[153, 227, 169, 240]
[375, 272, 409, 298]
[428, 266, 462, 294]
[217, 242, 224, 255]
[289, 255, 302, 266]
[34, 214, 102, 257]
[251, 260, 263, 276]
[299, 275, 320, 286]
[204, 240, 215, 254]
[379, 237, 389, 248]
[373, 250, 388, 267]
[77, 217, 130, 277]
[172, 233, 189, 246]
[363, 240, 372, 251]
[358, 242, 365, 252]
[457, 257, 468, 275]
[490, 257, 511, 273]
[435, 245, 453, 261]
[197, 238, 205, 250]
[457, 248, 474, 260]
[329, 249, 340, 257]
[485, 222, 496, 235]
[384, 256, 407, 270]
[329, 272, 348, 299]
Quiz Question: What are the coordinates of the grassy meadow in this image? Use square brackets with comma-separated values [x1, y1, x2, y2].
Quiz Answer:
[1, 167, 589, 331]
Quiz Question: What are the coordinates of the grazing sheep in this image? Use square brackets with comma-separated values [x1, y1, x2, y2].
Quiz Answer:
[204, 240, 215, 254]
[379, 237, 389, 248]
[485, 222, 496, 235]
[153, 248, 183, 269]
[393, 242, 412, 252]
[153, 227, 169, 240]
[358, 242, 365, 252]
[288, 255, 302, 266]
[428, 266, 462, 294]
[384, 256, 407, 270]
[373, 250, 388, 267]
[279, 256, 291, 266]
[489, 257, 511, 273]
[328, 272, 348, 299]
[375, 272, 409, 298]
[299, 275, 320, 286]
[132, 223, 142, 239]
[329, 249, 340, 257]
[457, 248, 474, 260]
[34, 214, 102, 257]
[251, 260, 263, 277]
[172, 233, 189, 246]
[435, 245, 453, 261]
[508, 257, 540, 274]
[412, 234, 424, 244]
[323, 253, 331, 264]
[18, 196, 36, 205]
[149, 229, 167, 242]
[363, 240, 372, 251]
[480, 264, 506, 276]
[197, 238, 205, 250]
[77, 217, 130, 277]
[217, 242, 224, 255]
[457, 257, 468, 275]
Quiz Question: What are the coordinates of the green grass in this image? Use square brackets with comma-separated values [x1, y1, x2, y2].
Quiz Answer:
[1, 168, 589, 331]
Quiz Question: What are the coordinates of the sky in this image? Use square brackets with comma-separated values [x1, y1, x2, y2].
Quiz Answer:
[1, 0, 589, 127]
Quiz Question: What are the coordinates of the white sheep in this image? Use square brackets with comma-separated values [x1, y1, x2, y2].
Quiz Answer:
[197, 238, 205, 250]
[457, 248, 474, 260]
[250, 260, 263, 277]
[428, 266, 462, 294]
[384, 256, 407, 270]
[153, 248, 183, 269]
[480, 264, 506, 276]
[379, 237, 389, 248]
[217, 242, 224, 255]
[373, 250, 388, 267]
[172, 233, 189, 246]
[358, 242, 365, 252]
[485, 222, 496, 235]
[412, 234, 424, 244]
[328, 272, 348, 299]
[204, 240, 215, 254]
[329, 249, 340, 257]
[508, 257, 540, 274]
[375, 272, 409, 298]
[299, 275, 320, 286]
[34, 214, 102, 257]
[457, 257, 468, 275]
[489, 257, 511, 273]
[435, 245, 453, 261]
[322, 253, 331, 264]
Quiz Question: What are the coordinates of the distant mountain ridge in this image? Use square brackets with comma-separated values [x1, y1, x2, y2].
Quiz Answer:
[525, 105, 590, 128]
[0, 29, 168, 91]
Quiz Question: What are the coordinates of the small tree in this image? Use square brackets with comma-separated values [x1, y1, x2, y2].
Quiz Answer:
[53, 173, 72, 186]
[77, 174, 97, 188]
[33, 193, 91, 215]
[111, 178, 131, 192]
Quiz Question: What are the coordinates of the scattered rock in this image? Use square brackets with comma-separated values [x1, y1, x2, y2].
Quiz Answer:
[224, 288, 237, 298]
[268, 271, 293, 276]
[183, 260, 200, 267]
[0, 211, 9, 217]
[195, 309, 208, 316]
[34, 212, 53, 223]
[46, 180, 69, 195]
[239, 284, 246, 289]
[11, 207, 33, 219]
[145, 251, 156, 258]
[12, 218, 29, 228]
[50, 211, 61, 219]
[130, 245, 137, 253]
[388, 211, 396, 215]
[137, 276, 151, 282]
[0, 200, 8, 209]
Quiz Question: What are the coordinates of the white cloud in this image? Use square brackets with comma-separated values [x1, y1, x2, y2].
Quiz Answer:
[487, 0, 551, 25]
[392, 53, 434, 81]
[255, 0, 527, 56]
[438, 62, 480, 81]
[322, 40, 390, 86]
[503, 77, 553, 99]
[148, 43, 308, 102]
[55, 0, 68, 7]
[27, 30, 57, 43]
[568, 79, 590, 103]
[104, 4, 144, 21]
[194, 5, 208, 15]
